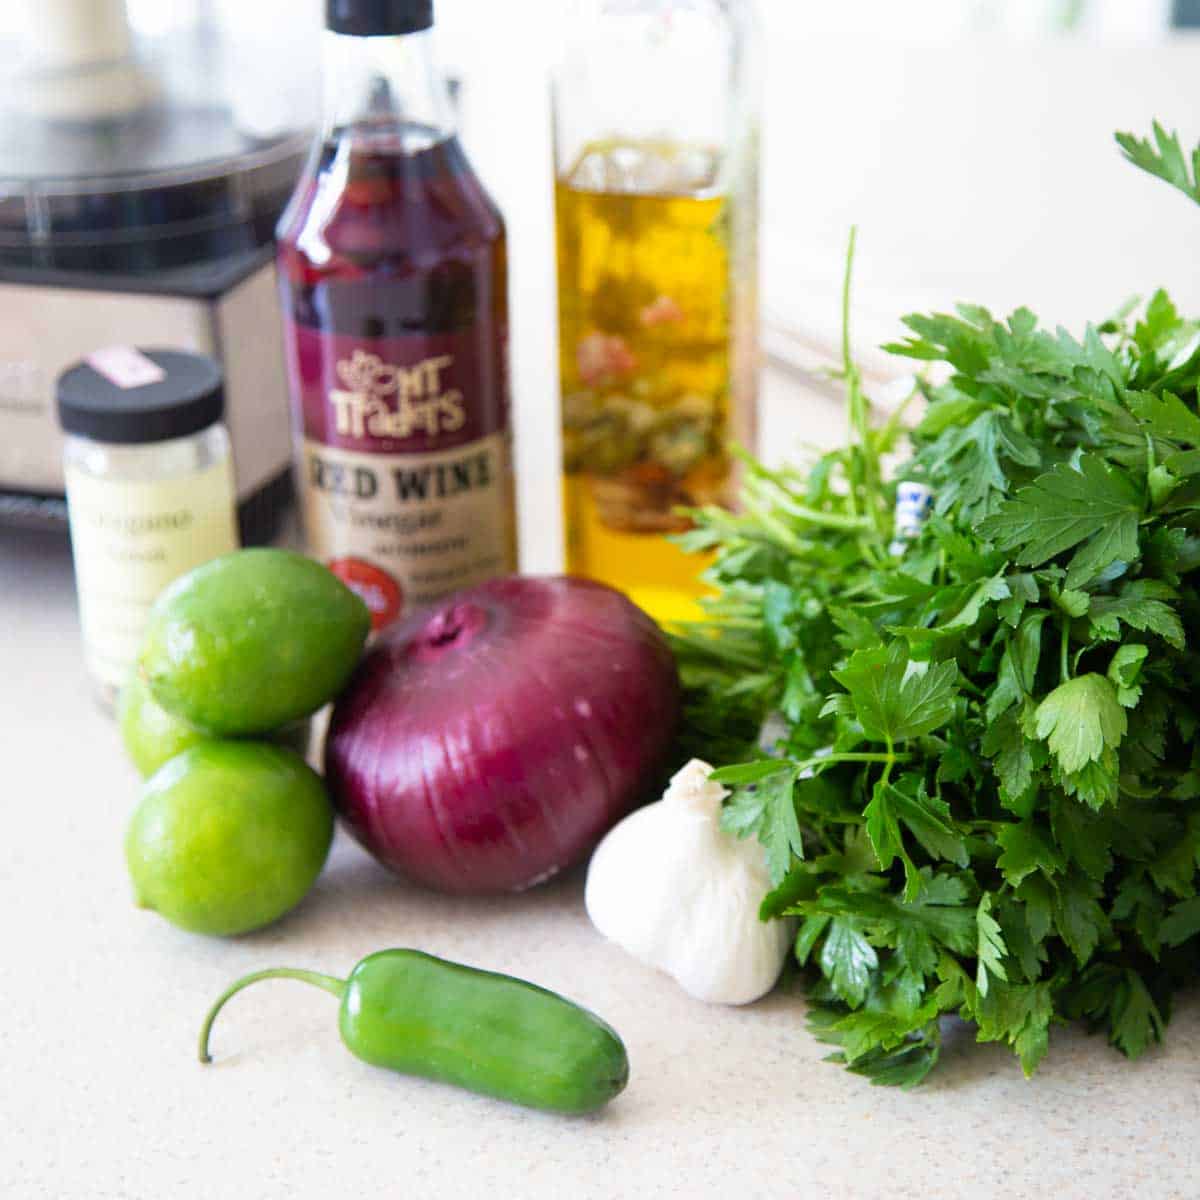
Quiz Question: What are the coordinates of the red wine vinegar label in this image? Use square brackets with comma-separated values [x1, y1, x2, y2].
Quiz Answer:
[287, 325, 516, 629]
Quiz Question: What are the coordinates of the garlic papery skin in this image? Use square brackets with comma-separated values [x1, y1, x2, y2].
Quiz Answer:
[584, 758, 796, 1005]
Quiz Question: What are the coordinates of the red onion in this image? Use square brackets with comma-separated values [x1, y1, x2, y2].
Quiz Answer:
[325, 576, 681, 894]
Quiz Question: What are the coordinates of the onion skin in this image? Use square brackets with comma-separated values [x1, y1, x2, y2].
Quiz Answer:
[325, 576, 681, 894]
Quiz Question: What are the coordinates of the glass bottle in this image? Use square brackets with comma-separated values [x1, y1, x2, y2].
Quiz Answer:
[278, 0, 516, 633]
[553, 0, 761, 623]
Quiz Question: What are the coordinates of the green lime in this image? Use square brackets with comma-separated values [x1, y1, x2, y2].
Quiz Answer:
[139, 548, 370, 736]
[126, 741, 334, 936]
[119, 670, 209, 778]
[119, 671, 313, 779]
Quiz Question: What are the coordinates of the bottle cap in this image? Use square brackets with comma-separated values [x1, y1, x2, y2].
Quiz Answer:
[326, 0, 434, 36]
[57, 348, 225, 445]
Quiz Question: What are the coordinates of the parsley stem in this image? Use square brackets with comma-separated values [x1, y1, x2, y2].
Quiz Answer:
[835, 224, 894, 557]
[742, 496, 810, 554]
[740, 457, 872, 531]
[801, 751, 911, 772]
[1059, 619, 1071, 684]
[841, 226, 856, 394]
[841, 227, 863, 523]
[762, 496, 871, 532]
[879, 378, 922, 446]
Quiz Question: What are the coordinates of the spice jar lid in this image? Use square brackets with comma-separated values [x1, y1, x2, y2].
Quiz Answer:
[57, 348, 224, 445]
[326, 0, 434, 37]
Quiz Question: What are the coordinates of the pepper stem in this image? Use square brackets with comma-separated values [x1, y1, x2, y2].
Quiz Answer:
[198, 967, 347, 1064]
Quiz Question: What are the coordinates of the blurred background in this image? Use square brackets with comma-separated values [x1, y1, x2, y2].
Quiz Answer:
[1, 0, 1197, 569]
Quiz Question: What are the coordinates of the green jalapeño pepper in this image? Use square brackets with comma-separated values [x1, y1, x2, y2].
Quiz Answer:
[199, 949, 630, 1115]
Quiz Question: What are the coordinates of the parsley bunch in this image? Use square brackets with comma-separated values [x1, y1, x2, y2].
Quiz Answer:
[673, 133, 1200, 1085]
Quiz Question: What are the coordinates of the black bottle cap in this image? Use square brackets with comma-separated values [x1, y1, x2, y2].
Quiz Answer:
[57, 349, 224, 445]
[326, 0, 434, 36]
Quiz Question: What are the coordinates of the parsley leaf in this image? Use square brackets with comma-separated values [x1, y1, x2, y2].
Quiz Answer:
[1159, 896, 1200, 947]
[975, 981, 1055, 1077]
[1127, 390, 1200, 447]
[830, 642, 958, 745]
[975, 895, 1008, 997]
[981, 710, 1039, 815]
[978, 456, 1142, 588]
[818, 917, 878, 1009]
[865, 777, 970, 891]
[1062, 963, 1165, 1059]
[996, 820, 1065, 887]
[1034, 674, 1127, 775]
[807, 1005, 942, 1087]
[1089, 580, 1185, 650]
[758, 770, 805, 884]
[1108, 644, 1149, 707]
[1109, 972, 1166, 1058]
[719, 766, 805, 885]
[986, 611, 1046, 721]
[1053, 871, 1110, 964]
[1117, 122, 1200, 206]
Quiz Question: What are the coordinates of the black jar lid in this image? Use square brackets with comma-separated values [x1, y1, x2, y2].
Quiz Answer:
[327, 0, 433, 36]
[57, 348, 224, 445]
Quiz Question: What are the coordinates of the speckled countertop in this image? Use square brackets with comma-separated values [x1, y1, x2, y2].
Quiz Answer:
[5, 421, 1200, 1200]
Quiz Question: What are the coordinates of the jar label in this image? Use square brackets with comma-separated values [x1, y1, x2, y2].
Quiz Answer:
[287, 326, 515, 629]
[86, 346, 167, 390]
[64, 460, 239, 690]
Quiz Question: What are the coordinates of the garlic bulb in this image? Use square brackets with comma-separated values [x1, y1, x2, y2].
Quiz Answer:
[584, 758, 796, 1005]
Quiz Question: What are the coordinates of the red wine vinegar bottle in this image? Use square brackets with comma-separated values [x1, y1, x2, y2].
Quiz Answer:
[278, 0, 515, 630]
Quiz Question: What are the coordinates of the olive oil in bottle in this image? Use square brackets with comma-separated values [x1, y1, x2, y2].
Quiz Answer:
[553, 3, 760, 623]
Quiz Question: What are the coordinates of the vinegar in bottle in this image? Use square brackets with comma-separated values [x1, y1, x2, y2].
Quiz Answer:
[277, 0, 515, 631]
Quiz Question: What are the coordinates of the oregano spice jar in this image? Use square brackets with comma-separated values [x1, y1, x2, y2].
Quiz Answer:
[58, 348, 240, 705]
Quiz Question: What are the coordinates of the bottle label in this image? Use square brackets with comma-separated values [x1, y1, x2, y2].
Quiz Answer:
[288, 327, 515, 629]
[64, 458, 239, 691]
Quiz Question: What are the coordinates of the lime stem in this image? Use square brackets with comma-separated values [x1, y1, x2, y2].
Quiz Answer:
[198, 967, 346, 1064]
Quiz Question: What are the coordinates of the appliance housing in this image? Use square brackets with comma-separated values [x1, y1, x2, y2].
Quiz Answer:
[0, 248, 295, 542]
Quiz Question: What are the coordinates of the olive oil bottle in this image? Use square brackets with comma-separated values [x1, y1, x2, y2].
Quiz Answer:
[553, 2, 760, 622]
